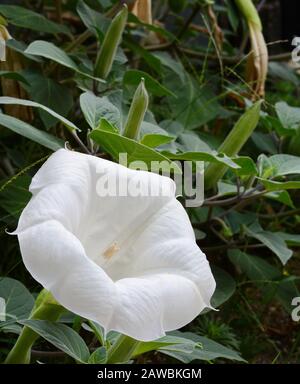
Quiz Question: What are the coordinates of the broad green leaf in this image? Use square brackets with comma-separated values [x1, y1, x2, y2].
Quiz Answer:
[275, 101, 300, 133]
[260, 154, 300, 178]
[25, 41, 104, 82]
[127, 13, 175, 40]
[210, 266, 236, 308]
[217, 181, 244, 196]
[244, 223, 293, 265]
[80, 91, 121, 130]
[164, 72, 227, 130]
[21, 320, 90, 363]
[0, 114, 64, 151]
[163, 331, 245, 362]
[0, 5, 69, 35]
[0, 277, 34, 321]
[123, 70, 175, 97]
[177, 131, 212, 153]
[153, 51, 185, 82]
[276, 232, 300, 246]
[23, 72, 73, 129]
[265, 190, 295, 208]
[268, 62, 299, 86]
[229, 250, 300, 313]
[228, 250, 280, 281]
[0, 96, 78, 132]
[233, 157, 258, 176]
[133, 335, 196, 358]
[98, 118, 119, 133]
[6, 39, 42, 62]
[0, 175, 31, 218]
[124, 40, 161, 74]
[0, 70, 29, 84]
[89, 129, 181, 173]
[258, 178, 300, 191]
[88, 347, 107, 364]
[163, 151, 240, 169]
[76, 0, 109, 35]
[140, 134, 174, 148]
[276, 277, 300, 313]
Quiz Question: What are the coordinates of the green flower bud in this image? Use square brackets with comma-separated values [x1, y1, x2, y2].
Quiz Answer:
[123, 78, 149, 140]
[204, 100, 262, 190]
[94, 4, 128, 79]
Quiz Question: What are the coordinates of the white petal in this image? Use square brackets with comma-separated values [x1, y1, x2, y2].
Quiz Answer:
[18, 220, 115, 329]
[110, 273, 206, 341]
[105, 198, 216, 307]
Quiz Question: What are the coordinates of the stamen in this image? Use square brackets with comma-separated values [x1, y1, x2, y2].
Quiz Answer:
[103, 242, 120, 259]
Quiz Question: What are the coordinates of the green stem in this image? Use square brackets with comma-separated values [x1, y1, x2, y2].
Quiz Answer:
[5, 290, 64, 364]
[106, 335, 140, 363]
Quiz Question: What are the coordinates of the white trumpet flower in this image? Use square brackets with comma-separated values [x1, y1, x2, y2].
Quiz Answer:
[15, 149, 215, 341]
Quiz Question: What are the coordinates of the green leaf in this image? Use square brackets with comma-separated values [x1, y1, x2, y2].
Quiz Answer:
[80, 91, 121, 130]
[260, 154, 300, 178]
[0, 175, 31, 218]
[152, 51, 185, 82]
[228, 250, 280, 281]
[140, 134, 174, 148]
[228, 250, 300, 313]
[164, 72, 226, 130]
[268, 62, 299, 87]
[0, 70, 29, 84]
[163, 151, 241, 170]
[0, 277, 34, 321]
[0, 5, 70, 35]
[265, 190, 295, 208]
[127, 13, 175, 41]
[124, 40, 161, 74]
[123, 70, 175, 97]
[0, 96, 78, 132]
[76, 0, 109, 35]
[23, 72, 73, 129]
[275, 101, 300, 132]
[210, 266, 236, 308]
[163, 331, 245, 362]
[244, 223, 293, 265]
[258, 178, 300, 191]
[276, 232, 300, 246]
[21, 320, 90, 363]
[88, 347, 107, 364]
[133, 335, 196, 358]
[89, 129, 181, 173]
[6, 39, 42, 62]
[233, 156, 258, 176]
[177, 131, 212, 153]
[25, 41, 104, 82]
[0, 113, 64, 151]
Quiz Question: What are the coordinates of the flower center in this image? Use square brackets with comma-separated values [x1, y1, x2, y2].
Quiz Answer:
[103, 242, 120, 260]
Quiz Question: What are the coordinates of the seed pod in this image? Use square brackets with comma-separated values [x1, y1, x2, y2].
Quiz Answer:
[123, 78, 149, 140]
[131, 0, 152, 24]
[235, 0, 268, 99]
[94, 4, 128, 79]
[204, 101, 262, 190]
[0, 24, 12, 62]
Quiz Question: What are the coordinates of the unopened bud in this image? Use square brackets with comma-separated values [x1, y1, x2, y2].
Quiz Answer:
[205, 101, 262, 190]
[94, 5, 128, 79]
[123, 78, 149, 140]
